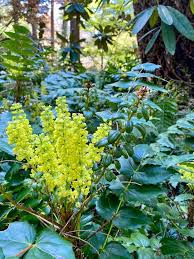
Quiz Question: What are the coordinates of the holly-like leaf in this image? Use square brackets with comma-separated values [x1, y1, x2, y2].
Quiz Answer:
[137, 247, 154, 259]
[133, 144, 153, 161]
[113, 207, 151, 230]
[0, 222, 75, 259]
[100, 241, 133, 259]
[130, 232, 150, 247]
[132, 165, 173, 185]
[0, 222, 36, 258]
[25, 230, 75, 259]
[126, 185, 165, 203]
[132, 63, 161, 72]
[0, 138, 13, 156]
[118, 156, 137, 176]
[0, 248, 4, 259]
[161, 238, 193, 257]
[96, 193, 119, 220]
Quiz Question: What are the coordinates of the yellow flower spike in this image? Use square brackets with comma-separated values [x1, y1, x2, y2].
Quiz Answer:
[7, 97, 111, 207]
[179, 162, 194, 191]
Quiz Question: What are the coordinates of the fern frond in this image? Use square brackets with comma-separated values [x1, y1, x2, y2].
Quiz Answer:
[154, 96, 178, 133]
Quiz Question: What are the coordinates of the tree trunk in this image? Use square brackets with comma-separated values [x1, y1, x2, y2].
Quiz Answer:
[51, 0, 55, 48]
[62, 0, 69, 40]
[70, 1, 80, 61]
[70, 16, 80, 44]
[27, 0, 40, 41]
[133, 0, 194, 91]
[11, 0, 22, 23]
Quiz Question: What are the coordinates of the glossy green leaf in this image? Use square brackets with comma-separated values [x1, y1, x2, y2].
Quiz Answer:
[130, 232, 150, 247]
[167, 6, 194, 41]
[25, 230, 75, 259]
[158, 5, 173, 25]
[96, 193, 119, 220]
[161, 22, 176, 55]
[82, 222, 106, 256]
[0, 139, 13, 156]
[118, 156, 136, 176]
[0, 112, 12, 136]
[132, 63, 161, 72]
[137, 247, 154, 259]
[132, 7, 155, 34]
[0, 248, 4, 259]
[133, 144, 153, 161]
[13, 25, 30, 34]
[0, 222, 75, 259]
[126, 185, 165, 203]
[113, 207, 151, 230]
[132, 166, 173, 184]
[0, 222, 36, 258]
[161, 238, 193, 256]
[100, 242, 133, 259]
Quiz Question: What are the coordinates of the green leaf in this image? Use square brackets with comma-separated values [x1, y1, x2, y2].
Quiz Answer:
[0, 222, 36, 258]
[157, 5, 173, 25]
[137, 81, 168, 92]
[133, 144, 153, 161]
[133, 166, 173, 185]
[130, 232, 150, 247]
[190, 0, 194, 14]
[126, 185, 164, 203]
[174, 194, 194, 202]
[96, 193, 119, 220]
[0, 222, 75, 259]
[145, 29, 160, 54]
[113, 207, 151, 230]
[137, 247, 154, 259]
[13, 25, 30, 34]
[0, 248, 4, 259]
[132, 7, 155, 34]
[81, 222, 105, 256]
[178, 228, 194, 238]
[0, 139, 13, 156]
[161, 238, 193, 256]
[25, 230, 75, 259]
[149, 9, 159, 27]
[118, 156, 136, 176]
[163, 154, 194, 167]
[167, 6, 194, 41]
[100, 242, 133, 259]
[0, 112, 12, 136]
[132, 63, 161, 72]
[161, 22, 176, 55]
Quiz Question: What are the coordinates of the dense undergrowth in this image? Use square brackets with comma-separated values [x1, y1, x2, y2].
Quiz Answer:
[0, 21, 193, 259]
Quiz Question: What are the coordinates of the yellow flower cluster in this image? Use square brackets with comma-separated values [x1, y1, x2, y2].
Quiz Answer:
[179, 162, 194, 191]
[7, 97, 111, 205]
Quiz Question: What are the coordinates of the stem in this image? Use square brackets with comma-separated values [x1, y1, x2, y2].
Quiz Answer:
[15, 80, 21, 103]
[101, 180, 132, 250]
[15, 244, 33, 257]
[65, 233, 100, 257]
[2, 191, 62, 230]
[101, 50, 104, 70]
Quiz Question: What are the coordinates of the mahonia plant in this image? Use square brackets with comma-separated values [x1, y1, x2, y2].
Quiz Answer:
[7, 97, 111, 207]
